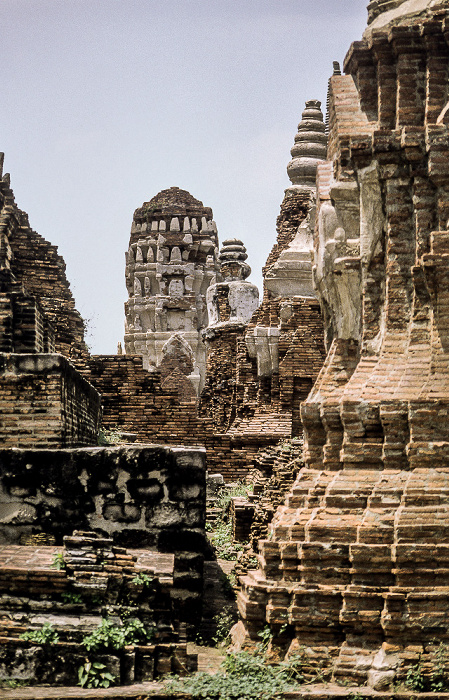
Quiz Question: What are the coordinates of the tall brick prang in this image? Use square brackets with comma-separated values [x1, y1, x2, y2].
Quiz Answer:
[238, 0, 449, 689]
[124, 186, 220, 397]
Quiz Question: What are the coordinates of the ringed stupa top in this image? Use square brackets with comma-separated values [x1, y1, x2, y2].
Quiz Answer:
[286, 100, 327, 195]
[219, 239, 252, 281]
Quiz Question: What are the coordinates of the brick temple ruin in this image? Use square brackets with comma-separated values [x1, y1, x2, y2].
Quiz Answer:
[124, 186, 220, 397]
[238, 0, 449, 689]
[1, 0, 449, 692]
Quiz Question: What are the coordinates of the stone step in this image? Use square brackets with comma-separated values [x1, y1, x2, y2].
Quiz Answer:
[0, 681, 165, 699]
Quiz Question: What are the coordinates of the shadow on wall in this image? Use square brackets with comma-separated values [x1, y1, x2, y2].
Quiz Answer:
[0, 444, 207, 624]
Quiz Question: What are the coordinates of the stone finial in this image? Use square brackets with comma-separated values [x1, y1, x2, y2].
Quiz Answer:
[286, 100, 327, 194]
[170, 217, 180, 231]
[219, 239, 251, 281]
[333, 61, 341, 75]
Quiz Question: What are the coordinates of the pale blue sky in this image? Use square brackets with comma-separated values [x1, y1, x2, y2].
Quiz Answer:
[1, 0, 367, 353]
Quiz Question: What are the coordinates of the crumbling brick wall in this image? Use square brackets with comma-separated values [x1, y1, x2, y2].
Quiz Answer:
[0, 162, 102, 449]
[198, 180, 326, 480]
[199, 322, 245, 432]
[85, 354, 205, 446]
[0, 444, 206, 625]
[0, 168, 88, 363]
[0, 354, 100, 447]
[7, 214, 88, 362]
[199, 297, 325, 481]
[0, 285, 56, 354]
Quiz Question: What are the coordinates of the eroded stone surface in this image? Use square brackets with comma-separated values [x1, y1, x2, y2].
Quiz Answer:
[0, 445, 206, 627]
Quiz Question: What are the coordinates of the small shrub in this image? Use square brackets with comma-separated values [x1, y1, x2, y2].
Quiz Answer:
[122, 617, 154, 645]
[98, 428, 124, 446]
[61, 591, 83, 604]
[0, 680, 29, 688]
[82, 618, 154, 652]
[280, 653, 305, 683]
[51, 552, 65, 570]
[217, 483, 249, 513]
[405, 658, 426, 692]
[164, 650, 295, 700]
[83, 619, 126, 652]
[78, 660, 116, 689]
[208, 521, 243, 560]
[131, 572, 153, 587]
[256, 625, 273, 654]
[20, 623, 59, 645]
[430, 642, 449, 691]
[212, 610, 235, 646]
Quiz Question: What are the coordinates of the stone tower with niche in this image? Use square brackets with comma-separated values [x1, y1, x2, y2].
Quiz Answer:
[124, 186, 220, 397]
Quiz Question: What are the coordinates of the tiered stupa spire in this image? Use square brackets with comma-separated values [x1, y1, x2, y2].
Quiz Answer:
[206, 239, 258, 327]
[218, 238, 251, 282]
[286, 99, 327, 194]
[264, 100, 327, 298]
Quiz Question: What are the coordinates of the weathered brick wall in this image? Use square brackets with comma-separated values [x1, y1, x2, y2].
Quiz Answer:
[0, 445, 206, 625]
[260, 190, 312, 294]
[0, 287, 56, 354]
[252, 297, 325, 412]
[205, 298, 325, 480]
[86, 354, 205, 446]
[198, 300, 325, 481]
[0, 354, 101, 447]
[0, 295, 13, 353]
[198, 182, 325, 481]
[199, 322, 245, 432]
[0, 162, 101, 451]
[8, 216, 88, 362]
[0, 170, 88, 363]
